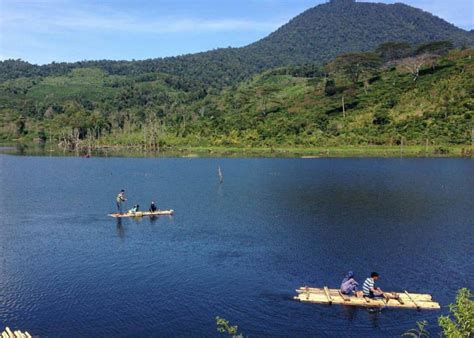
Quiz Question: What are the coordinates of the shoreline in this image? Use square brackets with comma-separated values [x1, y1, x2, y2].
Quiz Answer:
[0, 143, 472, 158]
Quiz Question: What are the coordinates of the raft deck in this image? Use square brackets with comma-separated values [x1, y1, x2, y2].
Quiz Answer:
[294, 287, 440, 310]
[1, 327, 32, 338]
[108, 210, 174, 218]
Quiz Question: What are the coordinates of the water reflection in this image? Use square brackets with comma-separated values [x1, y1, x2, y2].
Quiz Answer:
[367, 309, 382, 328]
[339, 306, 358, 322]
[131, 217, 143, 225]
[116, 218, 124, 239]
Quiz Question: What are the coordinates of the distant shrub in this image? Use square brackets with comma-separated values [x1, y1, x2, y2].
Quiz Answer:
[433, 146, 450, 155]
[324, 78, 337, 96]
[373, 111, 391, 126]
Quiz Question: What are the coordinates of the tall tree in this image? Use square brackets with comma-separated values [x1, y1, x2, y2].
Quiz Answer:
[399, 54, 438, 81]
[327, 52, 382, 85]
[376, 42, 412, 61]
[415, 40, 454, 56]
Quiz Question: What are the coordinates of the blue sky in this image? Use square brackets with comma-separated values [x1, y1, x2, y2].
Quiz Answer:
[1, 0, 473, 65]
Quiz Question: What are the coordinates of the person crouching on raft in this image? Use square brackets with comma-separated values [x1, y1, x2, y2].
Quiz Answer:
[149, 201, 157, 212]
[129, 204, 139, 214]
[116, 189, 126, 214]
[340, 271, 362, 297]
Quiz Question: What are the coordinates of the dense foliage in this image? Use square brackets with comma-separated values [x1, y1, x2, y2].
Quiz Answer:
[403, 288, 473, 337]
[1, 46, 472, 150]
[438, 288, 474, 337]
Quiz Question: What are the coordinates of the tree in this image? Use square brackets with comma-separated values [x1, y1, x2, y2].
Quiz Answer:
[327, 52, 382, 85]
[324, 77, 337, 96]
[438, 288, 473, 337]
[415, 41, 454, 56]
[15, 116, 27, 137]
[399, 54, 438, 81]
[376, 41, 412, 61]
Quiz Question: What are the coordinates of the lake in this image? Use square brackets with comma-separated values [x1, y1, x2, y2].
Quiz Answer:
[0, 156, 473, 336]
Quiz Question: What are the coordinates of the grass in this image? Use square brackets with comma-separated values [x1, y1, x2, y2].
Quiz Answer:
[1, 139, 471, 158]
[173, 144, 471, 158]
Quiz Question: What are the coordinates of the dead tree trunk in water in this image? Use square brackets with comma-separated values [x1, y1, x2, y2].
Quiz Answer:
[342, 96, 346, 118]
[218, 166, 223, 184]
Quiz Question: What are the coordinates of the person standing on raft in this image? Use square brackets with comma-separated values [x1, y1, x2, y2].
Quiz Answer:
[116, 190, 127, 214]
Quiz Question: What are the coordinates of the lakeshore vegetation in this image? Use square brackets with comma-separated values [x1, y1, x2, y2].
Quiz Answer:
[1, 0, 473, 155]
[1, 47, 472, 155]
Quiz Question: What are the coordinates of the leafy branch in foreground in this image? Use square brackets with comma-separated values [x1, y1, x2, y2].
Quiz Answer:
[216, 316, 243, 338]
[402, 320, 430, 338]
[438, 288, 473, 337]
[403, 288, 473, 337]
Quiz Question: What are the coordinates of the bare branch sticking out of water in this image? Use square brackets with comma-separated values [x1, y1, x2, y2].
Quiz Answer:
[218, 166, 224, 184]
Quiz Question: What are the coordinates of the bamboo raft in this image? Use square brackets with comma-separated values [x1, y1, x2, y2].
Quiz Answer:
[1, 327, 32, 338]
[294, 286, 440, 310]
[108, 210, 174, 218]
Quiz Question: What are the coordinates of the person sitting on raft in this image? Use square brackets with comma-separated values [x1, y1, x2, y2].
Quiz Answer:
[362, 272, 384, 298]
[128, 204, 140, 213]
[149, 201, 157, 212]
[340, 271, 362, 297]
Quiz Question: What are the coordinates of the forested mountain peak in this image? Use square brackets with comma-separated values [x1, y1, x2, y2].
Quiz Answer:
[328, 0, 356, 5]
[248, 0, 473, 67]
[1, 1, 473, 86]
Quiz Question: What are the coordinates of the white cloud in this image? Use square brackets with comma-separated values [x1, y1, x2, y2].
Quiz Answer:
[1, 3, 284, 35]
[51, 15, 282, 33]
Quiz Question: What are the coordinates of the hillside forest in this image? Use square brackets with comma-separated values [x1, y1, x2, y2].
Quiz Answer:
[0, 42, 473, 154]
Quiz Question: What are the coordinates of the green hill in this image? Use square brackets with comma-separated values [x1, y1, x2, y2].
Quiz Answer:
[1, 47, 472, 154]
[247, 0, 474, 66]
[1, 0, 472, 89]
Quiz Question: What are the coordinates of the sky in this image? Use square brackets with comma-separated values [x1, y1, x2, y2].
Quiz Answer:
[0, 0, 473, 65]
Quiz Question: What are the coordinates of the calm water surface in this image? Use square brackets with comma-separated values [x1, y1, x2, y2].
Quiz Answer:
[0, 156, 473, 337]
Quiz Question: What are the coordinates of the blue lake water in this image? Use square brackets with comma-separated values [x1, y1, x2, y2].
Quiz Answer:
[0, 156, 473, 337]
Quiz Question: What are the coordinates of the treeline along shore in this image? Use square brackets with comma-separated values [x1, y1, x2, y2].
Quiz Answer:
[1, 43, 473, 157]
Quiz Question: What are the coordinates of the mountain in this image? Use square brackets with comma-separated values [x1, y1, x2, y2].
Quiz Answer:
[1, 0, 473, 86]
[2, 1, 473, 84]
[245, 0, 474, 66]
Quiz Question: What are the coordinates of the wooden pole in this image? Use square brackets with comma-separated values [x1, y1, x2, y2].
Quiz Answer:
[143, 125, 147, 152]
[471, 126, 473, 149]
[342, 96, 346, 118]
[324, 286, 333, 305]
[400, 137, 404, 157]
[338, 290, 351, 302]
[404, 291, 420, 310]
